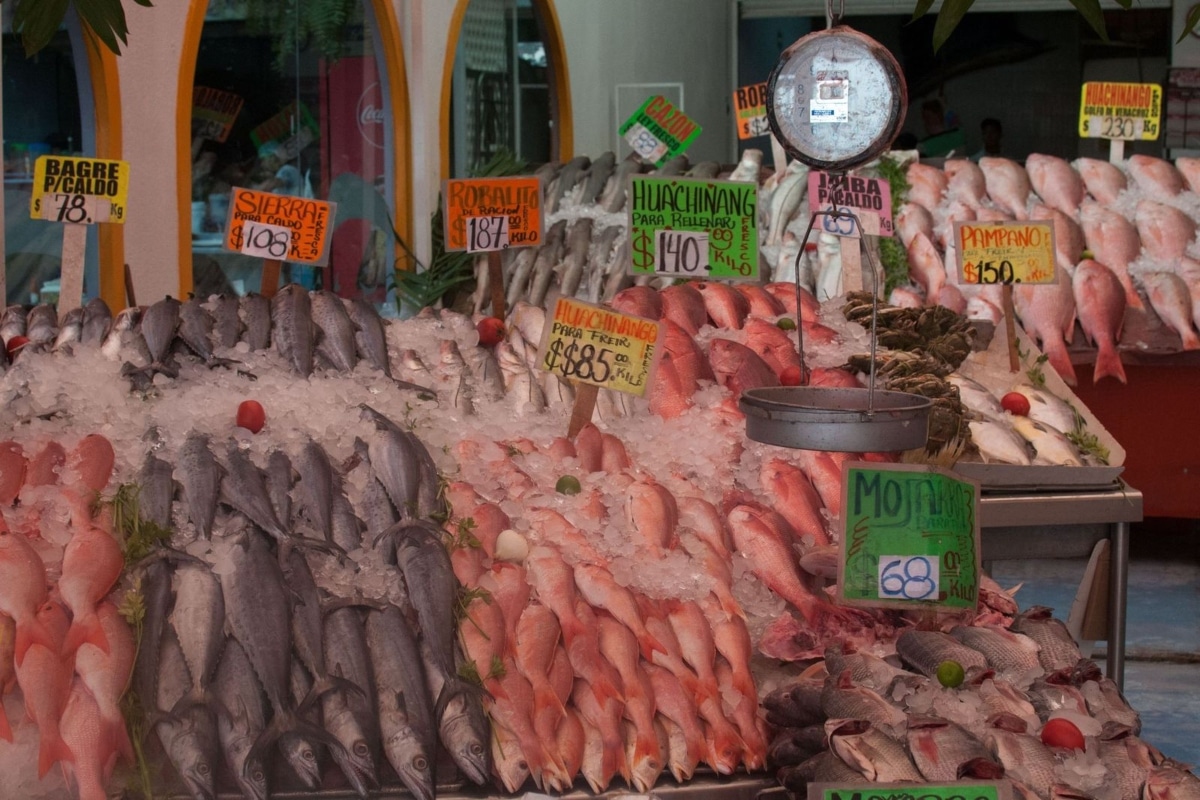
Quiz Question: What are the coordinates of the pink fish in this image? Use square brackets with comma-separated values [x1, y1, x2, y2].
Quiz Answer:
[572, 675, 629, 790]
[937, 285, 967, 315]
[67, 434, 114, 494]
[743, 317, 801, 377]
[15, 600, 73, 776]
[528, 508, 605, 565]
[0, 530, 52, 666]
[944, 159, 987, 207]
[23, 440, 67, 492]
[1080, 200, 1143, 309]
[647, 354, 694, 420]
[896, 203, 934, 248]
[469, 502, 510, 560]
[707, 338, 780, 396]
[1074, 157, 1128, 203]
[764, 282, 821, 320]
[701, 596, 757, 703]
[545, 437, 576, 463]
[1174, 257, 1200, 332]
[574, 563, 665, 660]
[480, 562, 530, 660]
[514, 603, 568, 749]
[660, 283, 708, 335]
[937, 199, 977, 249]
[809, 367, 861, 388]
[1127, 154, 1184, 197]
[554, 708, 586, 791]
[493, 659, 562, 788]
[906, 163, 948, 210]
[662, 319, 714, 389]
[60, 680, 116, 800]
[980, 157, 1032, 218]
[794, 449, 843, 516]
[59, 524, 123, 656]
[459, 592, 508, 686]
[1030, 203, 1084, 274]
[574, 423, 604, 472]
[966, 296, 1003, 326]
[678, 537, 743, 622]
[600, 433, 631, 474]
[1141, 271, 1200, 350]
[1073, 259, 1128, 384]
[610, 286, 662, 320]
[975, 207, 1013, 222]
[443, 481, 483, 518]
[760, 458, 828, 546]
[0, 442, 27, 507]
[735, 284, 786, 317]
[626, 478, 679, 553]
[665, 600, 722, 707]
[906, 232, 947, 305]
[1013, 281, 1078, 385]
[597, 616, 661, 791]
[73, 602, 135, 765]
[715, 659, 767, 770]
[1026, 153, 1084, 216]
[1136, 199, 1196, 261]
[644, 664, 705, 777]
[676, 493, 730, 555]
[727, 504, 828, 623]
[889, 286, 925, 308]
[1176, 157, 1200, 193]
[451, 546, 485, 588]
[695, 282, 750, 329]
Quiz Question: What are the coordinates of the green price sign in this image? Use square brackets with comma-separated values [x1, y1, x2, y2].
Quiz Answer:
[812, 781, 1007, 800]
[619, 95, 701, 167]
[837, 463, 980, 611]
[627, 176, 759, 282]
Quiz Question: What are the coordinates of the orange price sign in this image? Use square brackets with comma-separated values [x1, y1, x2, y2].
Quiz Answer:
[955, 220, 1056, 285]
[443, 176, 543, 252]
[733, 82, 770, 140]
[223, 187, 336, 267]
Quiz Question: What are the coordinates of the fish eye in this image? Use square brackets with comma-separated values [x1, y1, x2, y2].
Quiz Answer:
[196, 763, 210, 776]
[414, 757, 428, 771]
[252, 770, 265, 783]
[354, 743, 369, 757]
[518, 760, 528, 770]
[470, 743, 484, 756]
[303, 749, 316, 761]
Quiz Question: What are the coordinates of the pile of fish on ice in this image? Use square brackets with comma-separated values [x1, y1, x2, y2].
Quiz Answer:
[765, 607, 1200, 800]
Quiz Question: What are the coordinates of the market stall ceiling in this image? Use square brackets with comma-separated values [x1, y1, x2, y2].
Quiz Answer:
[740, 0, 1168, 15]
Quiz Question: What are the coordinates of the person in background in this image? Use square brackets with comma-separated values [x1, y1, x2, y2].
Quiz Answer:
[971, 118, 1003, 161]
[253, 142, 302, 196]
[917, 98, 966, 158]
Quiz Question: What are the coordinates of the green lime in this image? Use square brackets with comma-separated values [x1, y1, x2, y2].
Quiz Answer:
[555, 475, 582, 496]
[776, 317, 797, 331]
[936, 660, 965, 688]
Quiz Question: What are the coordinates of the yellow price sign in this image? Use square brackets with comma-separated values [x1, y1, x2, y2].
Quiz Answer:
[537, 298, 663, 397]
[1078, 81, 1162, 141]
[30, 155, 129, 224]
[955, 220, 1056, 285]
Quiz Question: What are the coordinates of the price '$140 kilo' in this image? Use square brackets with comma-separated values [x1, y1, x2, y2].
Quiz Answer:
[543, 339, 615, 383]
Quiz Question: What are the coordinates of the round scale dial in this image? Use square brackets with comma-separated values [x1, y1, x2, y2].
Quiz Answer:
[766, 26, 908, 171]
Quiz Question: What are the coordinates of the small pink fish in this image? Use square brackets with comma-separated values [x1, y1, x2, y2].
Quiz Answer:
[59, 524, 123, 656]
[1080, 200, 1143, 310]
[742, 317, 801, 377]
[905, 163, 948, 209]
[1176, 157, 1200, 193]
[1013, 281, 1078, 386]
[647, 354, 694, 420]
[662, 319, 714, 389]
[1135, 199, 1196, 261]
[73, 602, 135, 765]
[1030, 203, 1084, 274]
[980, 157, 1032, 218]
[609, 286, 662, 321]
[944, 159, 987, 207]
[906, 232, 947, 305]
[1141, 271, 1200, 350]
[896, 203, 934, 248]
[574, 423, 604, 473]
[889, 286, 925, 308]
[707, 338, 780, 396]
[15, 600, 73, 777]
[1026, 153, 1084, 216]
[1127, 154, 1184, 197]
[695, 282, 750, 329]
[759, 458, 827, 546]
[735, 284, 786, 317]
[1073, 259, 1128, 384]
[1074, 157, 1127, 204]
[660, 283, 708, 335]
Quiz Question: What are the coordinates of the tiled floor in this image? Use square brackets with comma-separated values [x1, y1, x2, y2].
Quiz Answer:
[991, 522, 1200, 766]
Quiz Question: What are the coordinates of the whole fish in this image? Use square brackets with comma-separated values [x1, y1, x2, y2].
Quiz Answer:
[504, 248, 540, 310]
[178, 297, 222, 364]
[580, 151, 616, 205]
[1011, 606, 1082, 671]
[1026, 153, 1084, 216]
[945, 158, 988, 207]
[364, 605, 436, 800]
[1074, 157, 1127, 203]
[655, 155, 690, 176]
[310, 290, 359, 372]
[26, 303, 58, 344]
[897, 202, 935, 248]
[417, 623, 492, 786]
[950, 624, 1041, 677]
[1079, 200, 1142, 309]
[1030, 203, 1085, 275]
[0, 305, 26, 341]
[331, 491, 365, 553]
[367, 427, 422, 519]
[549, 155, 590, 213]
[1073, 259, 1127, 384]
[1136, 199, 1196, 261]
[265, 449, 293, 530]
[323, 606, 380, 791]
[767, 162, 809, 245]
[1144, 766, 1200, 800]
[102, 305, 145, 362]
[168, 560, 226, 715]
[1013, 281, 1078, 386]
[178, 433, 221, 539]
[908, 232, 947, 303]
[728, 149, 762, 183]
[559, 217, 593, 299]
[820, 669, 906, 731]
[1011, 416, 1084, 466]
[1008, 384, 1079, 434]
[53, 307, 84, 351]
[984, 713, 1057, 797]
[15, 600, 72, 777]
[132, 556, 173, 714]
[209, 293, 243, 348]
[137, 450, 176, 530]
[60, 681, 117, 800]
[907, 714, 997, 782]
[295, 436, 336, 542]
[896, 629, 989, 677]
[827, 718, 923, 781]
[1142, 271, 1200, 350]
[270, 283, 315, 376]
[346, 298, 392, 377]
[386, 523, 458, 676]
[213, 637, 270, 800]
[907, 162, 949, 209]
[527, 220, 569, 308]
[220, 444, 321, 555]
[980, 157, 1032, 218]
[708, 338, 779, 395]
[1127, 154, 1184, 197]
[156, 628, 220, 800]
[240, 292, 271, 350]
[139, 296, 182, 367]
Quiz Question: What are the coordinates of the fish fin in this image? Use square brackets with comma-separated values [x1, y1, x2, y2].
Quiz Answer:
[112, 718, 135, 765]
[0, 703, 11, 742]
[637, 632, 668, 662]
[1093, 345, 1127, 384]
[62, 615, 109, 657]
[167, 688, 209, 719]
[14, 619, 57, 666]
[38, 728, 74, 778]
[310, 673, 368, 709]
[532, 684, 567, 724]
[589, 674, 624, 707]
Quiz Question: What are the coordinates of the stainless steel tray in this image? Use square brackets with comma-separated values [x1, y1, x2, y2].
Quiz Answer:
[741, 386, 932, 452]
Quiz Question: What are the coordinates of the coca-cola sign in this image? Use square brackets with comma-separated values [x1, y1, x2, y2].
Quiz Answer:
[356, 82, 386, 149]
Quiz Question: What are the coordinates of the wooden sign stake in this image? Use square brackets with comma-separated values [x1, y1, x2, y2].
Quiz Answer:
[1108, 138, 1125, 164]
[769, 134, 788, 175]
[123, 263, 137, 308]
[1001, 283, 1020, 372]
[567, 383, 600, 439]
[488, 250, 506, 319]
[840, 236, 864, 294]
[260, 259, 282, 298]
[57, 223, 88, 314]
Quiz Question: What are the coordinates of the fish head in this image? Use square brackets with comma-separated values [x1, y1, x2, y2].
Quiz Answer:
[386, 729, 435, 800]
[279, 732, 322, 789]
[159, 712, 218, 800]
[442, 712, 491, 785]
[234, 755, 269, 800]
[494, 745, 530, 793]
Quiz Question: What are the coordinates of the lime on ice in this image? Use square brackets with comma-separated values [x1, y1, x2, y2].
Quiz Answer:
[555, 475, 582, 495]
[776, 317, 797, 331]
[936, 660, 965, 688]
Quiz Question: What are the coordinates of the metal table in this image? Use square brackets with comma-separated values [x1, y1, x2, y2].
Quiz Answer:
[978, 483, 1143, 688]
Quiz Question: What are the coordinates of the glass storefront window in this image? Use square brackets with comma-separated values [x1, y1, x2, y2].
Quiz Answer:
[3, 16, 96, 306]
[449, 0, 554, 176]
[189, 1, 396, 305]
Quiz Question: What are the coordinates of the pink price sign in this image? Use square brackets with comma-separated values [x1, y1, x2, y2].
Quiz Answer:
[806, 171, 893, 238]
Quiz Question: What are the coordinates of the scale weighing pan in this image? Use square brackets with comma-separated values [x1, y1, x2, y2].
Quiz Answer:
[741, 386, 932, 452]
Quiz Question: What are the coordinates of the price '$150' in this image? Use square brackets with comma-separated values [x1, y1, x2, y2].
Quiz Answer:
[543, 339, 614, 383]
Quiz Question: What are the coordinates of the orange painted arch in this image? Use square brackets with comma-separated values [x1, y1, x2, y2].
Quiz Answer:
[176, 0, 413, 296]
[439, 0, 573, 180]
[78, 30, 125, 310]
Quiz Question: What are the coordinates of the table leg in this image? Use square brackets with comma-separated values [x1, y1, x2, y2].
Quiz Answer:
[1108, 520, 1130, 689]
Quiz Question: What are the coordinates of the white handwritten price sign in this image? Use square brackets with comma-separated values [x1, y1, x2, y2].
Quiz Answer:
[240, 221, 293, 260]
[537, 297, 663, 397]
[655, 230, 709, 276]
[838, 462, 980, 611]
[466, 215, 510, 253]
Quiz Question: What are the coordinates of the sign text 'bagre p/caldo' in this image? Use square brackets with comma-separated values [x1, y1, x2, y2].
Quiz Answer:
[443, 176, 544, 253]
[224, 187, 337, 267]
[537, 298, 663, 397]
[619, 96, 702, 167]
[628, 176, 759, 281]
[31, 155, 129, 225]
[838, 463, 980, 611]
[1078, 81, 1162, 141]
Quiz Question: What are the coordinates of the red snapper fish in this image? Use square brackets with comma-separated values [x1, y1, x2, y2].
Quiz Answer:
[979, 157, 1032, 218]
[707, 338, 779, 396]
[906, 232, 946, 305]
[1013, 282, 1078, 386]
[1073, 259, 1128, 384]
[896, 203, 934, 248]
[944, 159, 987, 208]
[735, 284, 786, 318]
[1079, 200, 1143, 310]
[60, 524, 123, 656]
[1135, 199, 1197, 261]
[1127, 154, 1184, 197]
[695, 282, 750, 329]
[905, 163, 948, 210]
[610, 286, 662, 321]
[0, 529, 53, 667]
[660, 283, 709, 335]
[1074, 157, 1127, 204]
[15, 600, 73, 776]
[1026, 153, 1084, 216]
[1141, 271, 1200, 350]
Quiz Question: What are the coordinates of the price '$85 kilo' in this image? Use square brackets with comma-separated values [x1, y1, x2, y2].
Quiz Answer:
[542, 339, 614, 383]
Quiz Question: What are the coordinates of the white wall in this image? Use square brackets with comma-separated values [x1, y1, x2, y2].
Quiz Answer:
[555, 0, 735, 164]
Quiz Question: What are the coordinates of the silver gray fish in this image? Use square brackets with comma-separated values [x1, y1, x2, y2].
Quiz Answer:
[824, 643, 910, 694]
[559, 218, 593, 299]
[601, 152, 645, 213]
[102, 306, 143, 362]
[26, 303, 58, 344]
[549, 155, 591, 213]
[53, 307, 84, 350]
[156, 628, 220, 800]
[270, 284, 315, 375]
[140, 296, 182, 366]
[580, 151, 616, 205]
[283, 549, 353, 705]
[360, 474, 398, 539]
[265, 449, 294, 530]
[312, 290, 359, 372]
[213, 637, 269, 800]
[365, 605, 436, 800]
[168, 560, 226, 715]
[387, 523, 459, 677]
[133, 555, 174, 711]
[240, 292, 271, 351]
[1011, 606, 1083, 672]
[1096, 728, 1156, 800]
[820, 669, 906, 732]
[527, 220, 569, 308]
[219, 444, 296, 550]
[296, 436, 336, 542]
[346, 298, 391, 377]
[1082, 677, 1141, 733]
[209, 293, 244, 348]
[323, 606, 380, 794]
[137, 451, 175, 530]
[331, 491, 365, 553]
[0, 305, 26, 341]
[282, 659, 323, 789]
[504, 248, 540, 310]
[655, 155, 690, 176]
[778, 750, 864, 794]
[906, 714, 996, 782]
[367, 428, 423, 520]
[984, 713, 1058, 798]
[417, 629, 491, 785]
[85, 298, 114, 344]
[178, 297, 218, 363]
[896, 629, 989, 678]
[178, 432, 221, 539]
[686, 161, 721, 179]
[827, 718, 923, 781]
[950, 624, 1042, 677]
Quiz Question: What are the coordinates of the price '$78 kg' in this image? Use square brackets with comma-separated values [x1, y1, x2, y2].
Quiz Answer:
[542, 339, 614, 383]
